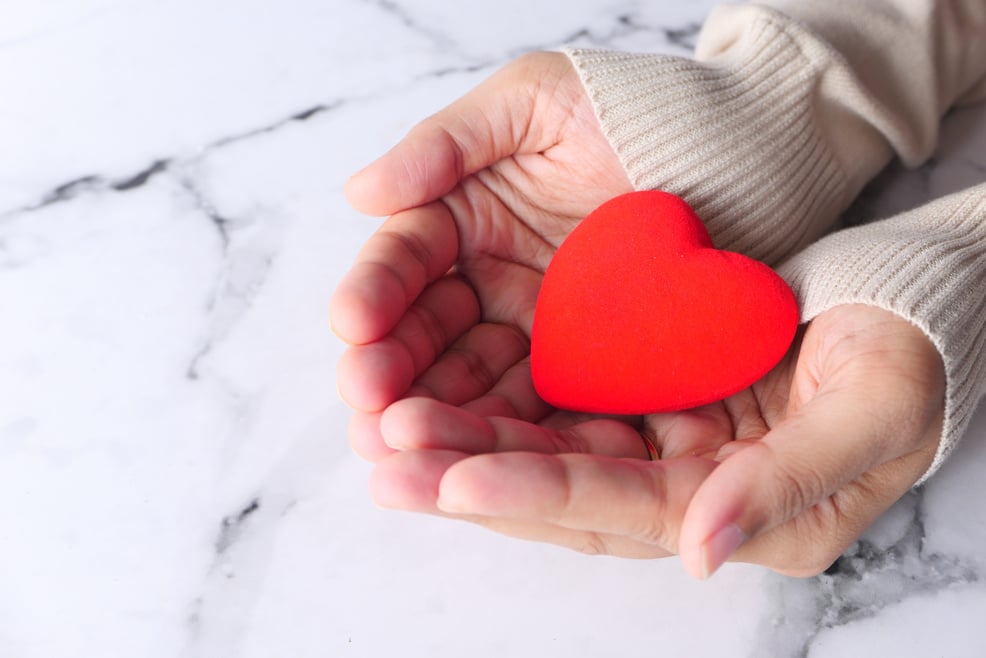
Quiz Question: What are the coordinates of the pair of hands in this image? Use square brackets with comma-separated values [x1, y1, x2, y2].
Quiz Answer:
[331, 53, 945, 577]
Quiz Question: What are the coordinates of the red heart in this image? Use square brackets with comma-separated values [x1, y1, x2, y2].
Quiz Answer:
[531, 191, 799, 414]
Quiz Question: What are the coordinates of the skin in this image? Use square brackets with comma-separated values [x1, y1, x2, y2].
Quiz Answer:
[331, 52, 946, 578]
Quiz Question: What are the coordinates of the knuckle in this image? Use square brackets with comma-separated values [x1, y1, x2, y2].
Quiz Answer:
[387, 228, 434, 285]
[403, 303, 448, 362]
[445, 345, 497, 392]
[749, 441, 829, 525]
[777, 466, 826, 522]
[633, 519, 674, 551]
[770, 499, 854, 577]
[623, 465, 676, 551]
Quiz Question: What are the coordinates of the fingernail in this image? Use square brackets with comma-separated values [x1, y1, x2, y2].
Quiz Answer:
[701, 524, 747, 579]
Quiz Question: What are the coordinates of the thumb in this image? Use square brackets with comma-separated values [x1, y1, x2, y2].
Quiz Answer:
[677, 382, 938, 579]
[345, 52, 568, 216]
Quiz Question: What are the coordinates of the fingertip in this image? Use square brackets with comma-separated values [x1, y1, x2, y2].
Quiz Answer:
[348, 411, 396, 462]
[695, 523, 748, 580]
[330, 262, 407, 345]
[382, 398, 497, 453]
[343, 171, 365, 212]
[344, 128, 454, 217]
[437, 453, 548, 516]
[379, 398, 422, 451]
[679, 459, 754, 579]
[368, 453, 430, 511]
[369, 449, 466, 512]
[337, 339, 415, 412]
[328, 284, 361, 344]
[434, 458, 483, 514]
[344, 164, 389, 217]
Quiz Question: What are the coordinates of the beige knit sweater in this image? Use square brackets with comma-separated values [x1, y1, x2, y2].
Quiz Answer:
[566, 0, 986, 483]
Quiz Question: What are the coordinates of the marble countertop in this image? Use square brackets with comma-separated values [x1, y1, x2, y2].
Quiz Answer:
[4, 1, 986, 656]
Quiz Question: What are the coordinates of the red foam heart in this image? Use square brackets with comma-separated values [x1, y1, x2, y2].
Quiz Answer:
[531, 191, 799, 414]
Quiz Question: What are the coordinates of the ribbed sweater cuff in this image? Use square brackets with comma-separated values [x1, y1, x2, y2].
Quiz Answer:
[777, 184, 986, 485]
[564, 8, 854, 265]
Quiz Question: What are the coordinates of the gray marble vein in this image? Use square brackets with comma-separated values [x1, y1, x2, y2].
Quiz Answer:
[3, 1, 985, 657]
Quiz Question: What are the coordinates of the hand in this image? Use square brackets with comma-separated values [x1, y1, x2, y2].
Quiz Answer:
[361, 306, 943, 578]
[331, 53, 946, 578]
[332, 50, 632, 446]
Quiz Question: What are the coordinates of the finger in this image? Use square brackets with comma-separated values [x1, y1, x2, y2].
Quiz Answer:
[337, 275, 479, 411]
[678, 383, 941, 580]
[379, 397, 650, 459]
[345, 52, 569, 217]
[368, 449, 675, 558]
[729, 444, 937, 577]
[348, 411, 396, 463]
[390, 275, 480, 377]
[460, 357, 550, 422]
[467, 517, 676, 560]
[641, 403, 735, 461]
[410, 322, 530, 406]
[369, 449, 466, 512]
[436, 453, 717, 553]
[330, 203, 460, 345]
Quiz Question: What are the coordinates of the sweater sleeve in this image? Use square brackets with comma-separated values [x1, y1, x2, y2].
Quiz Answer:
[566, 0, 986, 483]
[777, 184, 986, 484]
[564, 0, 986, 265]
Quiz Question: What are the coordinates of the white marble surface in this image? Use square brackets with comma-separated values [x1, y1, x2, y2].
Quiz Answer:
[3, 1, 986, 657]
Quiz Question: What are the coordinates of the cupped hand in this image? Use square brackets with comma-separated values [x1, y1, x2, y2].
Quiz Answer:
[361, 305, 943, 577]
[331, 53, 946, 578]
[332, 51, 632, 447]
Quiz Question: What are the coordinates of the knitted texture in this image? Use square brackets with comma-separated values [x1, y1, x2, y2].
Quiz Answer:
[760, 0, 986, 151]
[565, 7, 863, 266]
[778, 184, 986, 484]
[531, 191, 799, 414]
[566, 0, 986, 483]
[567, 1, 986, 264]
